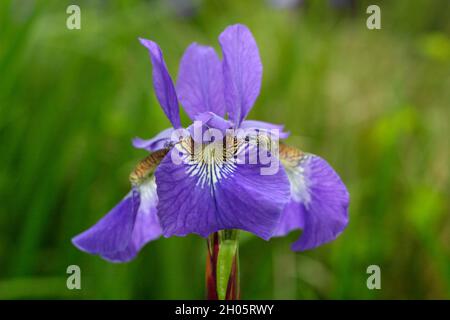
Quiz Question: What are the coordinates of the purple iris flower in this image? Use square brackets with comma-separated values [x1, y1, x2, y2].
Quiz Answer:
[72, 24, 349, 262]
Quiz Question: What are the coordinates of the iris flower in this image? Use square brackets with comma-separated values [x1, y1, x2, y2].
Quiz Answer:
[72, 24, 349, 263]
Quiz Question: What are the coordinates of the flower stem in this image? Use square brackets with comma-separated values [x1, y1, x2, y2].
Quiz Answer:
[206, 230, 240, 300]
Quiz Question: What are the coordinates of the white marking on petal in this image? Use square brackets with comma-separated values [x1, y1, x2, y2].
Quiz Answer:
[139, 177, 157, 209]
[283, 152, 312, 206]
[178, 136, 241, 194]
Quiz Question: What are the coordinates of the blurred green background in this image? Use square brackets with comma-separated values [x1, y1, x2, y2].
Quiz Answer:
[0, 0, 449, 299]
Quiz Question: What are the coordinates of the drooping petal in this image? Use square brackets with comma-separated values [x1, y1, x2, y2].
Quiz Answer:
[176, 43, 225, 119]
[240, 120, 290, 139]
[132, 128, 174, 151]
[72, 181, 162, 263]
[272, 200, 305, 236]
[72, 192, 137, 262]
[102, 179, 162, 262]
[273, 144, 350, 251]
[131, 179, 162, 247]
[139, 38, 181, 128]
[155, 136, 290, 240]
[219, 24, 262, 127]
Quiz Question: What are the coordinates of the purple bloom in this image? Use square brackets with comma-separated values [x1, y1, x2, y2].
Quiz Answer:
[72, 24, 349, 262]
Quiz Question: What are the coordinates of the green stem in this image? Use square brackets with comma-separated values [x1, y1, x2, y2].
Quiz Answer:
[206, 230, 240, 300]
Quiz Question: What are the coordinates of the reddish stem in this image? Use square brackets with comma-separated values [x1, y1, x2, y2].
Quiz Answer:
[206, 232, 219, 300]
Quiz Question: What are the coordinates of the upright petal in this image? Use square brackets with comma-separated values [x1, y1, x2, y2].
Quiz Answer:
[219, 24, 262, 127]
[155, 136, 290, 240]
[139, 38, 181, 128]
[273, 144, 350, 251]
[176, 43, 225, 119]
[132, 128, 174, 152]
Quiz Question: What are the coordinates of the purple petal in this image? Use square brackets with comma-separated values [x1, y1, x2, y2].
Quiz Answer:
[155, 139, 290, 240]
[240, 120, 290, 139]
[132, 128, 174, 151]
[219, 24, 262, 127]
[72, 193, 136, 260]
[193, 112, 233, 131]
[139, 38, 181, 128]
[274, 152, 349, 251]
[186, 112, 233, 144]
[240, 120, 284, 131]
[132, 179, 163, 248]
[72, 180, 162, 262]
[272, 200, 305, 236]
[176, 43, 225, 119]
[103, 181, 162, 262]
